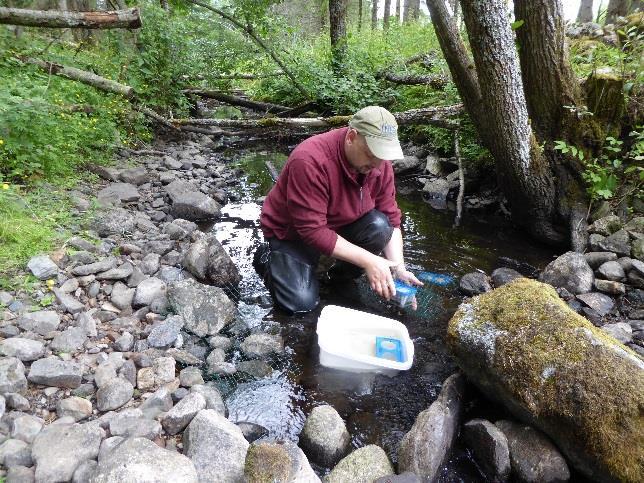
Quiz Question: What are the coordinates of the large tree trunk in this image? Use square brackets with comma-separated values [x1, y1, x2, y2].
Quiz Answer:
[21, 57, 135, 97]
[371, 0, 378, 29]
[181, 90, 290, 114]
[576, 0, 594, 22]
[460, 0, 565, 245]
[606, 0, 629, 22]
[403, 0, 411, 22]
[426, 0, 490, 145]
[329, 0, 348, 66]
[412, 0, 421, 20]
[383, 0, 391, 29]
[0, 7, 141, 28]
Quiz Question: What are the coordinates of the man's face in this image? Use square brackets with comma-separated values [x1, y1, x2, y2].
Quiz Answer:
[346, 129, 385, 175]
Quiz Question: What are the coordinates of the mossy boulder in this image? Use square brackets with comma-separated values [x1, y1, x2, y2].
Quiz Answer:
[244, 443, 292, 483]
[324, 445, 394, 483]
[447, 278, 644, 483]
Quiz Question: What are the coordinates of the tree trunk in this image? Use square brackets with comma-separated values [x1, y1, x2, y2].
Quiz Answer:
[403, 0, 411, 22]
[175, 104, 463, 130]
[460, 0, 565, 244]
[426, 0, 489, 145]
[0, 7, 141, 29]
[384, 0, 391, 29]
[377, 71, 447, 88]
[21, 56, 135, 97]
[160, 0, 169, 11]
[395, 0, 401, 24]
[181, 90, 290, 114]
[329, 0, 348, 65]
[576, 0, 594, 22]
[631, 1, 644, 13]
[606, 0, 629, 23]
[371, 0, 378, 29]
[412, 0, 421, 19]
[358, 0, 362, 31]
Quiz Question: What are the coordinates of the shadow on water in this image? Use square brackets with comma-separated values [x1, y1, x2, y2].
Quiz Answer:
[210, 148, 558, 479]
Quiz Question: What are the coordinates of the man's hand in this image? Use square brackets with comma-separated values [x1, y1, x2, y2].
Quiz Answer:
[364, 254, 399, 300]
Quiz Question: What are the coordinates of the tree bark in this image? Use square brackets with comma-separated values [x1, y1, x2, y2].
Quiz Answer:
[371, 0, 378, 29]
[412, 0, 421, 20]
[606, 0, 629, 23]
[403, 0, 411, 22]
[20, 56, 135, 98]
[576, 0, 594, 22]
[395, 0, 401, 24]
[377, 71, 448, 88]
[329, 0, 348, 65]
[181, 90, 290, 114]
[426, 0, 490, 145]
[384, 0, 391, 29]
[358, 0, 362, 31]
[0, 7, 141, 29]
[187, 0, 309, 100]
[174, 104, 463, 130]
[460, 0, 565, 244]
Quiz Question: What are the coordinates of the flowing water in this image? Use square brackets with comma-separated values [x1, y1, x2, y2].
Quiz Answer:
[209, 148, 557, 479]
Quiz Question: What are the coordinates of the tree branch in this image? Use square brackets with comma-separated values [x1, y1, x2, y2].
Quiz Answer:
[0, 7, 141, 29]
[185, 0, 310, 100]
[182, 89, 290, 114]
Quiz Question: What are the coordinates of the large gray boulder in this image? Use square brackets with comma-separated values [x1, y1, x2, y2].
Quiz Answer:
[244, 441, 321, 483]
[90, 437, 198, 482]
[27, 254, 59, 280]
[93, 208, 136, 237]
[32, 421, 104, 482]
[97, 182, 140, 204]
[326, 445, 394, 483]
[0, 357, 27, 394]
[448, 278, 644, 483]
[496, 420, 570, 483]
[0, 338, 45, 361]
[27, 357, 82, 388]
[132, 277, 167, 309]
[183, 235, 241, 287]
[299, 405, 350, 467]
[463, 419, 511, 482]
[398, 373, 465, 480]
[167, 279, 236, 337]
[539, 251, 594, 294]
[184, 409, 249, 483]
[166, 180, 221, 221]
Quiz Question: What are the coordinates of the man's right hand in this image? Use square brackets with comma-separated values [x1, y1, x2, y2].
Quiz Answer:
[363, 254, 398, 300]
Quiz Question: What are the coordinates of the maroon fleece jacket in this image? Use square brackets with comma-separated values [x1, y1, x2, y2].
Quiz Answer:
[260, 127, 401, 255]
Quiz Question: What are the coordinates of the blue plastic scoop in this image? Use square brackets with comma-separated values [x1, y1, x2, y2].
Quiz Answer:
[375, 336, 405, 362]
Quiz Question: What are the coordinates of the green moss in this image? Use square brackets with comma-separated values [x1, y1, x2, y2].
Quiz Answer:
[244, 443, 292, 483]
[448, 278, 644, 482]
[325, 115, 351, 126]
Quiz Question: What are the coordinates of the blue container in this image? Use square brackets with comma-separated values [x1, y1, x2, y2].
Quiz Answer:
[375, 336, 405, 362]
[393, 280, 418, 308]
[418, 271, 455, 287]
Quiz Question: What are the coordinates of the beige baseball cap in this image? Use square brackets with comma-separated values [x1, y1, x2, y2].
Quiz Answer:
[349, 106, 404, 160]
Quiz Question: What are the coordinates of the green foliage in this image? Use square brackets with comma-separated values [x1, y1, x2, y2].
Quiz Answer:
[0, 183, 79, 289]
[554, 128, 644, 202]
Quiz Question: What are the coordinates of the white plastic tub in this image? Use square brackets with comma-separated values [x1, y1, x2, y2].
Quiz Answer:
[316, 305, 414, 375]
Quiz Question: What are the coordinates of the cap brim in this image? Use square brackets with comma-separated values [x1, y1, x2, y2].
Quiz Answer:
[365, 136, 404, 161]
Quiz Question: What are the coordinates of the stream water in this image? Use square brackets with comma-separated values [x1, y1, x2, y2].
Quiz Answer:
[209, 148, 557, 479]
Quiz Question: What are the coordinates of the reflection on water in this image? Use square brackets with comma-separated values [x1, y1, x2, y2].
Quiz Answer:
[212, 149, 556, 477]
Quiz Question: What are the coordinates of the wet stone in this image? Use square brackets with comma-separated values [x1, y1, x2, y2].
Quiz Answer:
[463, 419, 511, 482]
[459, 272, 492, 296]
[576, 292, 615, 316]
[597, 260, 625, 281]
[240, 333, 284, 358]
[601, 322, 633, 344]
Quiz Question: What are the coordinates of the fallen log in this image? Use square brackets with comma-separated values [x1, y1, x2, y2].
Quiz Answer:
[378, 72, 449, 89]
[182, 89, 289, 114]
[173, 104, 464, 130]
[448, 278, 644, 483]
[0, 7, 141, 29]
[20, 56, 135, 98]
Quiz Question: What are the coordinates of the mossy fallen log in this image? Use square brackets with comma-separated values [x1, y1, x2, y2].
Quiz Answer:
[448, 278, 643, 483]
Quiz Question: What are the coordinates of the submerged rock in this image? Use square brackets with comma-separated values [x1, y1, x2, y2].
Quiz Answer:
[167, 279, 236, 337]
[299, 405, 350, 467]
[496, 420, 570, 483]
[448, 278, 644, 483]
[398, 373, 465, 480]
[326, 445, 394, 483]
[462, 419, 510, 482]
